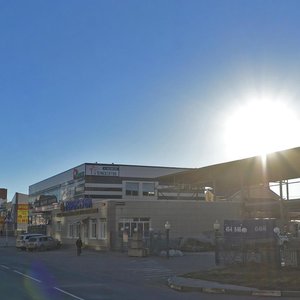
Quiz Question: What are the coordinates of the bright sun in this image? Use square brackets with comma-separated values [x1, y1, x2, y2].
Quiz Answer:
[224, 99, 300, 159]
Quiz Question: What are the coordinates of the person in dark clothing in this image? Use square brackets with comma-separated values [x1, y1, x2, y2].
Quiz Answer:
[76, 237, 83, 256]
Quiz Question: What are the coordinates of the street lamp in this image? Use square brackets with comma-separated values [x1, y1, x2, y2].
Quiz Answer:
[149, 228, 153, 255]
[165, 221, 171, 259]
[120, 227, 124, 252]
[213, 220, 220, 265]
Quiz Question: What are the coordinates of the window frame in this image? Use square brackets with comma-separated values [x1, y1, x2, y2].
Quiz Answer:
[90, 218, 97, 239]
[98, 220, 107, 240]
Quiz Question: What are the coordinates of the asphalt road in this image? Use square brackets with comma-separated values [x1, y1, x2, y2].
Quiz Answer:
[0, 245, 297, 300]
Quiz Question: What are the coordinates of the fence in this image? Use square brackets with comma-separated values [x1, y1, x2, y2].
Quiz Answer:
[217, 237, 281, 266]
[217, 237, 300, 268]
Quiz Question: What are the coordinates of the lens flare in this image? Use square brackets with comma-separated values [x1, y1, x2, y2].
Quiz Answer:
[224, 98, 300, 159]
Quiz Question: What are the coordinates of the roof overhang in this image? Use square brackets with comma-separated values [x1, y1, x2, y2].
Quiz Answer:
[158, 147, 300, 197]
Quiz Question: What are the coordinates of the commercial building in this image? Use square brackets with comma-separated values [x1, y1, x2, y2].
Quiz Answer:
[28, 156, 288, 251]
[30, 163, 230, 250]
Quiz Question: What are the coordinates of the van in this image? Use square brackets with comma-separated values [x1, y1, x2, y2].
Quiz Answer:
[26, 235, 61, 251]
[16, 233, 44, 250]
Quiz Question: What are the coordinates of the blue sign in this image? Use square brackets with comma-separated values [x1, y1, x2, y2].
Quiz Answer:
[224, 219, 276, 240]
[65, 198, 92, 211]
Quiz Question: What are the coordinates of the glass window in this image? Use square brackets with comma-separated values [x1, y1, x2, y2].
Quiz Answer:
[125, 182, 139, 196]
[68, 224, 74, 238]
[56, 221, 62, 232]
[144, 222, 150, 237]
[99, 221, 107, 240]
[118, 218, 151, 238]
[142, 182, 155, 196]
[75, 223, 80, 238]
[90, 219, 97, 239]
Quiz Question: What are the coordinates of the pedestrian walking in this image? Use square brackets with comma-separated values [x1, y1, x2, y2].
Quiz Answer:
[76, 236, 83, 256]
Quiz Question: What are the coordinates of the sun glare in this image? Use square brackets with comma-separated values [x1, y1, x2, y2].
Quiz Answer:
[224, 99, 300, 159]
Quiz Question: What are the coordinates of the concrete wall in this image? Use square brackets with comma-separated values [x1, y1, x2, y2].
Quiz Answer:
[115, 200, 242, 239]
[50, 199, 242, 251]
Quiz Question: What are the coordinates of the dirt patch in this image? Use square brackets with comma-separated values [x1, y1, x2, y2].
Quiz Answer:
[183, 263, 300, 290]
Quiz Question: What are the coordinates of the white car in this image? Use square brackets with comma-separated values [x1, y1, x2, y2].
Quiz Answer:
[16, 233, 44, 250]
[26, 235, 61, 251]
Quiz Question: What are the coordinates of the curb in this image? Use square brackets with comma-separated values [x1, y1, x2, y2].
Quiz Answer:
[167, 277, 300, 297]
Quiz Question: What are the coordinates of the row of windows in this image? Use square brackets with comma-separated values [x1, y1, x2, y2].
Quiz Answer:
[32, 181, 157, 208]
[66, 219, 107, 240]
[118, 218, 151, 238]
[86, 182, 156, 197]
[125, 182, 155, 197]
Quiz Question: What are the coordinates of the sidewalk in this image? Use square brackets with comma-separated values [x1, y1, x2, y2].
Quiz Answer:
[0, 236, 16, 247]
[168, 276, 300, 297]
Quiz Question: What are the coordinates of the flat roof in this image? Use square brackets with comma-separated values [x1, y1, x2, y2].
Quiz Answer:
[158, 147, 300, 197]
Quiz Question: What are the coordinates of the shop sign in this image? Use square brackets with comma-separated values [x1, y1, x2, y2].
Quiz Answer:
[86, 165, 119, 177]
[73, 168, 85, 180]
[224, 219, 276, 240]
[64, 198, 92, 212]
[17, 204, 28, 223]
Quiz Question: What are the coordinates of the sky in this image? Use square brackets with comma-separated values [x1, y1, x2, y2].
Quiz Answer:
[1, 0, 300, 200]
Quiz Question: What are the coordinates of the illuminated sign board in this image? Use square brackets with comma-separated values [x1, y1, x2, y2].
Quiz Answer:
[64, 198, 92, 212]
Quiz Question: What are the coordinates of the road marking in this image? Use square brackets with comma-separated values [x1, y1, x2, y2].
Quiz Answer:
[0, 265, 10, 269]
[54, 287, 86, 300]
[13, 270, 41, 283]
[12, 270, 85, 300]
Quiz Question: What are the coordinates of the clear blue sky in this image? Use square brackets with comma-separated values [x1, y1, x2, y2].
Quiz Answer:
[1, 0, 300, 200]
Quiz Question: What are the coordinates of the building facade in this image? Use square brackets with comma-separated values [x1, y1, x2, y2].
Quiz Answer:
[28, 162, 285, 251]
[30, 163, 224, 250]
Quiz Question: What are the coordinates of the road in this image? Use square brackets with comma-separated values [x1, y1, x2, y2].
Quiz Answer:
[0, 245, 297, 300]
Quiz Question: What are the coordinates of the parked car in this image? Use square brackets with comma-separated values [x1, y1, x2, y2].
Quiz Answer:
[16, 233, 44, 250]
[26, 235, 61, 251]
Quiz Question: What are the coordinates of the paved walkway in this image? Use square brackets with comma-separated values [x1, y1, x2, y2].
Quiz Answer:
[0, 236, 16, 247]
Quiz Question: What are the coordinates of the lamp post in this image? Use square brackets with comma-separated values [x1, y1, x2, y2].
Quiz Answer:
[213, 220, 220, 265]
[165, 221, 171, 259]
[149, 228, 153, 255]
[120, 227, 124, 252]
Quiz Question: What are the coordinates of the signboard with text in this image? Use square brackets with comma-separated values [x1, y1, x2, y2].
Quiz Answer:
[17, 203, 28, 231]
[224, 219, 276, 240]
[63, 198, 93, 212]
[86, 165, 120, 177]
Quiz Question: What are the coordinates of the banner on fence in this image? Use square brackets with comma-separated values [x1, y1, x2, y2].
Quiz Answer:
[224, 219, 276, 240]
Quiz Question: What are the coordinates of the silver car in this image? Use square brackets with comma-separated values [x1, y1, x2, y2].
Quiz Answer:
[16, 233, 44, 250]
[26, 235, 61, 251]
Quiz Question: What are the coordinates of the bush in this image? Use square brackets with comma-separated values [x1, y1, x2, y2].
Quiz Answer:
[179, 237, 214, 252]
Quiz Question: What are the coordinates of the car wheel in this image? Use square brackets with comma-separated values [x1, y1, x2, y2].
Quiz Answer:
[39, 245, 45, 251]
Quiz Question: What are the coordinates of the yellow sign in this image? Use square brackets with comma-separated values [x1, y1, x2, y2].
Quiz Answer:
[17, 204, 28, 224]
